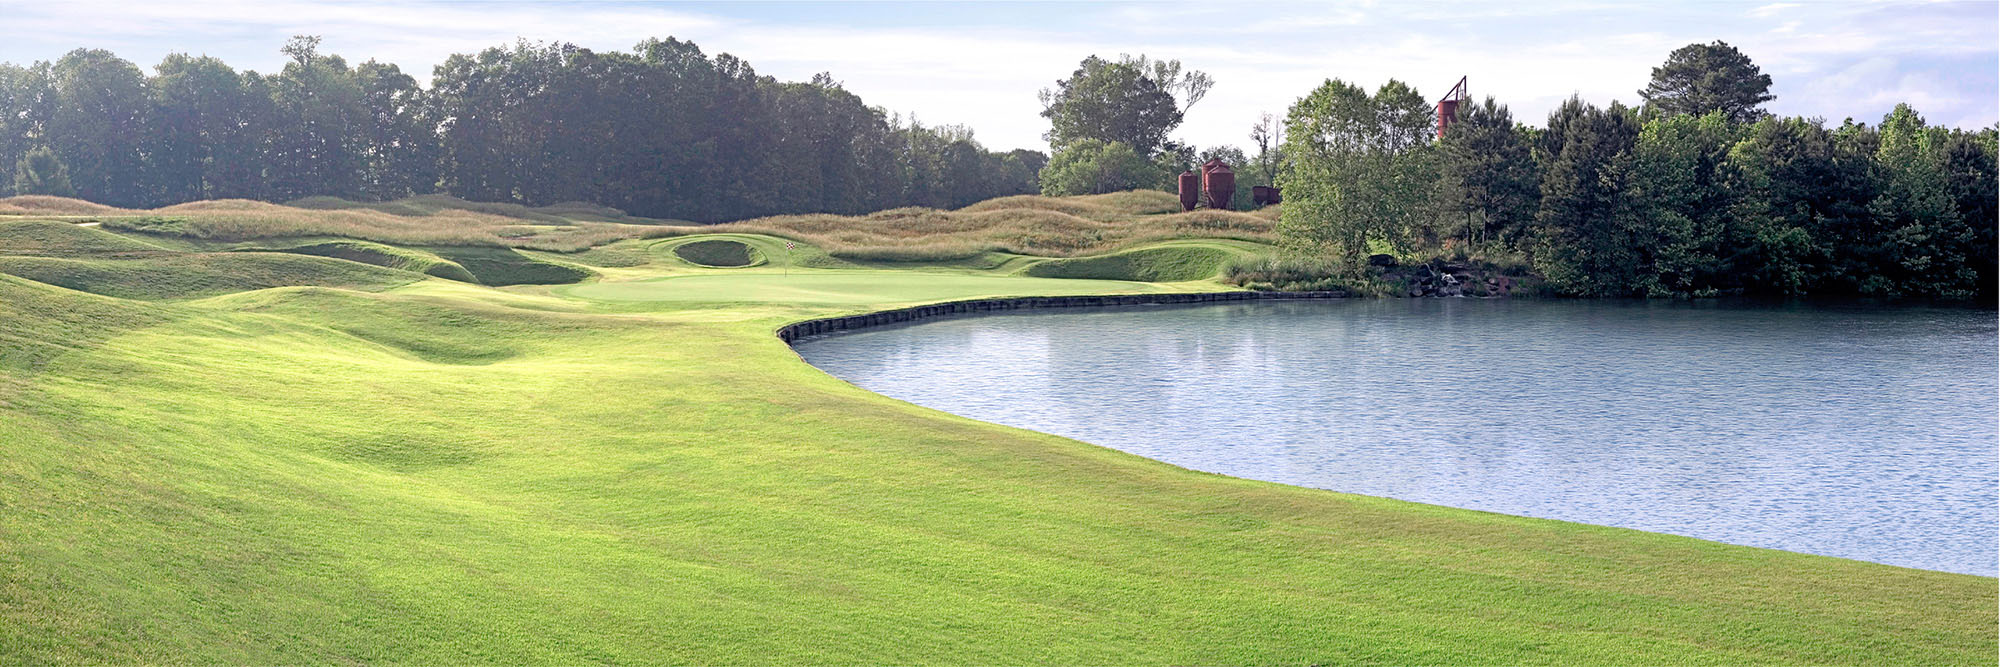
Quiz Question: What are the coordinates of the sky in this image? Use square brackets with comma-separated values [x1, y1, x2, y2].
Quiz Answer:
[1, 0, 1993, 153]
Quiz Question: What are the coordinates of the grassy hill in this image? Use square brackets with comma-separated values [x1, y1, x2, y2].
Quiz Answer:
[0, 194, 1991, 664]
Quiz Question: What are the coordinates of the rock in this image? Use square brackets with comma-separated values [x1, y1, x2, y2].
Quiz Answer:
[1441, 263, 1469, 274]
[1486, 277, 1499, 286]
[1440, 274, 1459, 285]
[1441, 284, 1463, 297]
[1368, 254, 1398, 267]
[1407, 287, 1424, 298]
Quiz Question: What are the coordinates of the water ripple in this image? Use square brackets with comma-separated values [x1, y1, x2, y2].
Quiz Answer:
[797, 299, 2000, 576]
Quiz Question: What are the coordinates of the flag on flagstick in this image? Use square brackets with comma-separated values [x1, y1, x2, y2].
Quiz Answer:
[783, 240, 795, 276]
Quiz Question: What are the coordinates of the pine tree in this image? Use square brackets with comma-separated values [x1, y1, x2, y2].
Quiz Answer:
[13, 145, 75, 196]
[1639, 41, 1775, 124]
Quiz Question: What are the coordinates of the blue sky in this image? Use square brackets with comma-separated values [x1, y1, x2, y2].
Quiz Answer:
[1, 1, 1993, 152]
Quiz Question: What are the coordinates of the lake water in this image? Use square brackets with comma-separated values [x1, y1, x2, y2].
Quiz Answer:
[795, 299, 1999, 576]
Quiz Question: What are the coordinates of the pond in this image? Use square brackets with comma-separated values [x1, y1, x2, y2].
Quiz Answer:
[795, 298, 1999, 576]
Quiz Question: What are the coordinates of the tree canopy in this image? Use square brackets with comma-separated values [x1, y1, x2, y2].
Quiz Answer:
[1266, 40, 1993, 300]
[0, 38, 1045, 222]
[1038, 54, 1210, 157]
[1639, 40, 1776, 124]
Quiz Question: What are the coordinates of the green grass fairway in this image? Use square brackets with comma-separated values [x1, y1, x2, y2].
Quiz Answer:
[0, 218, 1993, 665]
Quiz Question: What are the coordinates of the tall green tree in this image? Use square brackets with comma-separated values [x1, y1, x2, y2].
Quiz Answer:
[1725, 116, 1881, 294]
[1435, 97, 1538, 245]
[1937, 127, 1997, 293]
[0, 62, 53, 195]
[1639, 41, 1775, 124]
[1278, 78, 1438, 265]
[1531, 97, 1645, 295]
[1038, 139, 1160, 196]
[12, 145, 74, 196]
[1039, 55, 1208, 157]
[268, 36, 365, 200]
[1626, 112, 1742, 295]
[355, 60, 439, 200]
[1869, 104, 1975, 297]
[145, 54, 268, 203]
[46, 49, 148, 206]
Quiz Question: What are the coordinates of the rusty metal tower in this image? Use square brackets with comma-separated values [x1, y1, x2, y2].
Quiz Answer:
[1437, 76, 1468, 139]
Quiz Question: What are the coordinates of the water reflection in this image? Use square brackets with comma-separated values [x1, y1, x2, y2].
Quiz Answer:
[796, 299, 2000, 575]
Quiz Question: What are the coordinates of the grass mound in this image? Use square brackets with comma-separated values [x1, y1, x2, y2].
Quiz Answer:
[0, 195, 131, 216]
[671, 239, 762, 267]
[288, 194, 658, 225]
[960, 190, 1184, 219]
[1023, 243, 1242, 282]
[221, 287, 529, 365]
[100, 198, 679, 252]
[541, 239, 658, 268]
[427, 246, 591, 286]
[0, 274, 170, 376]
[0, 220, 168, 257]
[716, 190, 1273, 261]
[272, 241, 478, 283]
[0, 253, 419, 300]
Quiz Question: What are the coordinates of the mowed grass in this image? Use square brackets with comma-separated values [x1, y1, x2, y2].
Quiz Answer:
[0, 205, 1993, 664]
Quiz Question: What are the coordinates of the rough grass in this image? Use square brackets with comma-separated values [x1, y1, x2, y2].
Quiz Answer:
[670, 238, 761, 267]
[1022, 242, 1248, 282]
[3, 191, 1271, 262]
[0, 219, 169, 257]
[288, 194, 661, 225]
[0, 195, 132, 216]
[0, 196, 675, 252]
[709, 192, 1275, 261]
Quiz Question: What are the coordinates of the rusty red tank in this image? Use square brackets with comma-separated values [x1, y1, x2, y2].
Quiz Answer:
[1200, 158, 1234, 211]
[1437, 76, 1467, 139]
[1177, 171, 1199, 211]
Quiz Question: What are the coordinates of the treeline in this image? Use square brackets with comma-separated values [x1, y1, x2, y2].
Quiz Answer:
[0, 37, 1045, 221]
[1276, 42, 1997, 299]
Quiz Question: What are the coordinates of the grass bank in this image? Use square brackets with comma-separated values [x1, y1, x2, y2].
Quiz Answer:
[0, 200, 1991, 665]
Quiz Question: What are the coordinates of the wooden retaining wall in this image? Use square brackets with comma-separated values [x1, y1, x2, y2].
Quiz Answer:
[776, 291, 1347, 343]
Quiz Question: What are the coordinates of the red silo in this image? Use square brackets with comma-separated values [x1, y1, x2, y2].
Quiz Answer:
[1436, 99, 1458, 138]
[1200, 158, 1234, 211]
[1177, 171, 1200, 211]
[1436, 75, 1468, 139]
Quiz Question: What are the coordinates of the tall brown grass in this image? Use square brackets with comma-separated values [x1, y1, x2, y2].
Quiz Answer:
[711, 194, 1277, 260]
[0, 191, 1278, 258]
[0, 196, 132, 216]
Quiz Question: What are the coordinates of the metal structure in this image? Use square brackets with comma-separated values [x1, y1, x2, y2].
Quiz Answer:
[1177, 171, 1200, 211]
[1251, 185, 1280, 207]
[1437, 76, 1468, 139]
[1200, 158, 1235, 211]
